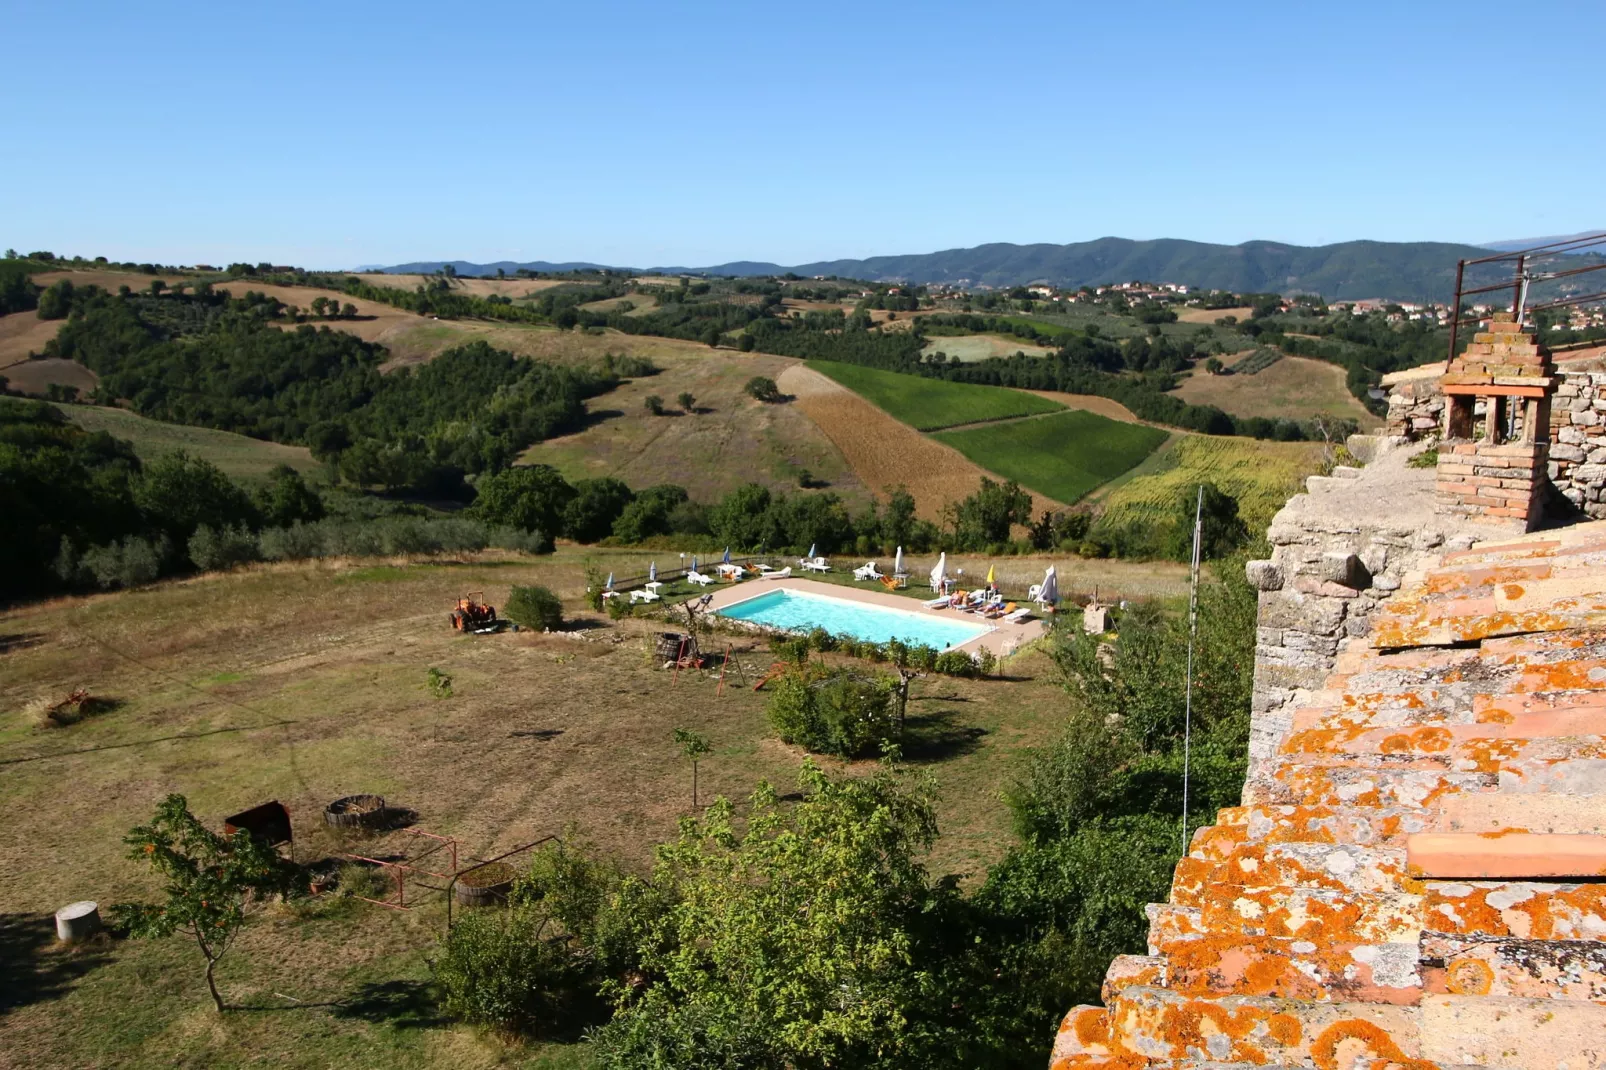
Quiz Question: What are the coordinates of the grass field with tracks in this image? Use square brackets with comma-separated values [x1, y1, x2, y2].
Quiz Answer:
[1094, 433, 1325, 532]
[60, 404, 324, 483]
[806, 361, 1062, 431]
[933, 411, 1169, 504]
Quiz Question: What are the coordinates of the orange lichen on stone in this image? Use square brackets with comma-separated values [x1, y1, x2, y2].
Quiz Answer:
[1443, 958, 1495, 996]
[1309, 1020, 1436, 1070]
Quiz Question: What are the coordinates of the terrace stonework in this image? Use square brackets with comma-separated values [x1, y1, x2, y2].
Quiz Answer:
[1049, 426, 1606, 1069]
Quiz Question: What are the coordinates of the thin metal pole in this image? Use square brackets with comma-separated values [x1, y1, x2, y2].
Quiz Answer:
[1512, 255, 1525, 318]
[1182, 485, 1203, 853]
[1447, 260, 1466, 362]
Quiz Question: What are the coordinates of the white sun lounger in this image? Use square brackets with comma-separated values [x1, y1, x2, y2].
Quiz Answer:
[852, 562, 883, 581]
[629, 588, 661, 604]
[686, 571, 714, 586]
[923, 596, 952, 609]
[800, 557, 831, 572]
[1002, 607, 1033, 623]
[764, 566, 792, 579]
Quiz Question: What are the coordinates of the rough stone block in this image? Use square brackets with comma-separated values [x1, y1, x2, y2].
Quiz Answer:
[1245, 559, 1284, 591]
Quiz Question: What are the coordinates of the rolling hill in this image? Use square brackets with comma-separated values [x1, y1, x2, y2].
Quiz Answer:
[371, 237, 1606, 302]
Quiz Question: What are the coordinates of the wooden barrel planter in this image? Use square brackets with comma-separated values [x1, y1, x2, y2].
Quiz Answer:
[324, 794, 387, 830]
[454, 861, 515, 906]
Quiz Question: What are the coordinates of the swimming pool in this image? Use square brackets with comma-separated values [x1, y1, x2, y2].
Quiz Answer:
[717, 587, 990, 651]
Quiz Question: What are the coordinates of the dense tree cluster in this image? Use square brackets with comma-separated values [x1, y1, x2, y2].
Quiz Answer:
[36, 285, 615, 494]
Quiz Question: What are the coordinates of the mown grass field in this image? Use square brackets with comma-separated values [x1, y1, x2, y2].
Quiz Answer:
[60, 404, 324, 483]
[920, 334, 1056, 363]
[523, 353, 871, 507]
[806, 361, 1063, 431]
[0, 548, 1116, 1068]
[1172, 353, 1380, 429]
[1094, 433, 1326, 533]
[932, 411, 1170, 505]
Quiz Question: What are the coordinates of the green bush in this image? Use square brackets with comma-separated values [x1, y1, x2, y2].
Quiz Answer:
[79, 535, 169, 589]
[434, 903, 592, 1039]
[506, 585, 563, 631]
[765, 668, 895, 758]
[187, 524, 261, 571]
[933, 650, 976, 677]
[606, 596, 633, 620]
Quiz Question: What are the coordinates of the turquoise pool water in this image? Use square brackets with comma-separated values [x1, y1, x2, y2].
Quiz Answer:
[717, 588, 989, 650]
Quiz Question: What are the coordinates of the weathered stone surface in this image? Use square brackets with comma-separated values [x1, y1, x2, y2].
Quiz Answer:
[1244, 559, 1283, 591]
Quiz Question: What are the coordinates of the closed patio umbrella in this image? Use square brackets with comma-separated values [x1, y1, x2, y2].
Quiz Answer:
[894, 546, 904, 574]
[649, 561, 657, 582]
[807, 542, 817, 560]
[691, 556, 698, 573]
[930, 552, 947, 591]
[1040, 565, 1058, 606]
[723, 546, 732, 564]
[605, 572, 614, 589]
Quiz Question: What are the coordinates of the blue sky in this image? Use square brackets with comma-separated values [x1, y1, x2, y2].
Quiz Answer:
[5, 1, 1602, 269]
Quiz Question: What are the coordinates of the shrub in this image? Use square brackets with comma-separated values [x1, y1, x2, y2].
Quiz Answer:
[259, 522, 325, 561]
[910, 644, 939, 672]
[81, 535, 169, 589]
[606, 596, 633, 620]
[506, 585, 563, 631]
[765, 668, 896, 758]
[187, 524, 261, 572]
[434, 902, 591, 1039]
[933, 650, 976, 677]
[644, 394, 665, 415]
[744, 376, 783, 402]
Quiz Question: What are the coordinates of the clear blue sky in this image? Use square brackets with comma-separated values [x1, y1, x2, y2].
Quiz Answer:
[6, 1, 1602, 269]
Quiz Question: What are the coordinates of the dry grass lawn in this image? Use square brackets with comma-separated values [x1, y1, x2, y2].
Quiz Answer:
[778, 365, 1065, 520]
[1175, 305, 1253, 324]
[0, 549, 1086, 1066]
[920, 335, 1055, 362]
[3, 357, 98, 396]
[350, 274, 569, 298]
[523, 353, 869, 506]
[0, 310, 64, 368]
[1023, 390, 1141, 424]
[1172, 353, 1380, 428]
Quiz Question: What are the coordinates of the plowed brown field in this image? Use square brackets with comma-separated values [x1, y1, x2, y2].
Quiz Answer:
[778, 364, 1066, 521]
[349, 273, 568, 298]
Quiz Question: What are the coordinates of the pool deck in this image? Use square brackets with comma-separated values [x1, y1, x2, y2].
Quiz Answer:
[701, 575, 1050, 657]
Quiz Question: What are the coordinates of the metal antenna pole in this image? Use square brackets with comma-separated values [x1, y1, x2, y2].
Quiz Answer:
[1182, 485, 1203, 853]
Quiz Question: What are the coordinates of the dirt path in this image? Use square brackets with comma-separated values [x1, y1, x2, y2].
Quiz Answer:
[778, 364, 1067, 520]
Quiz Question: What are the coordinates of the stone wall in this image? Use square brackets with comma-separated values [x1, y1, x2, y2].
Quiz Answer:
[1386, 363, 1606, 519]
[1241, 442, 1459, 793]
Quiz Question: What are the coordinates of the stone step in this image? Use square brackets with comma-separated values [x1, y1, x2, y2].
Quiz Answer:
[1418, 993, 1606, 1069]
[1172, 843, 1407, 904]
[1105, 985, 1425, 1066]
[1407, 832, 1606, 880]
[1212, 804, 1431, 846]
[1148, 888, 1423, 947]
[1287, 692, 1606, 751]
[1101, 953, 1166, 1006]
[1421, 934, 1606, 1001]
[1422, 880, 1606, 940]
[1435, 791, 1606, 834]
[1247, 765, 1496, 808]
[1049, 1005, 1114, 1064]
[1159, 935, 1421, 1003]
[1288, 726, 1606, 769]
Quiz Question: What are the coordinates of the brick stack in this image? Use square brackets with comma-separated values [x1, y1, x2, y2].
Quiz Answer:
[1050, 521, 1606, 1070]
[1433, 441, 1550, 525]
[1434, 313, 1557, 530]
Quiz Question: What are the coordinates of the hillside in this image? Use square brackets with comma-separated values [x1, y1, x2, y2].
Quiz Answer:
[367, 236, 1606, 301]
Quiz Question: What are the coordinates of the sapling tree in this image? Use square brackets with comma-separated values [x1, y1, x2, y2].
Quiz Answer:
[114, 793, 301, 1012]
[672, 727, 713, 808]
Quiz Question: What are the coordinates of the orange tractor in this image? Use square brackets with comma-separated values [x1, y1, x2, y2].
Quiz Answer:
[450, 592, 500, 633]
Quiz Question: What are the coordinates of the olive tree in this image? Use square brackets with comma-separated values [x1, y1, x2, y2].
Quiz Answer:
[113, 794, 301, 1012]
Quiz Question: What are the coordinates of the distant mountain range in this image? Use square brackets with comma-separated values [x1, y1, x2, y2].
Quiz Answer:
[367, 235, 1606, 302]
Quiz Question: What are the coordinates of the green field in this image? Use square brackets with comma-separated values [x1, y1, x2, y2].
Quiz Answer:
[60, 403, 324, 483]
[933, 410, 1169, 504]
[806, 360, 1062, 431]
[1095, 434, 1325, 531]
